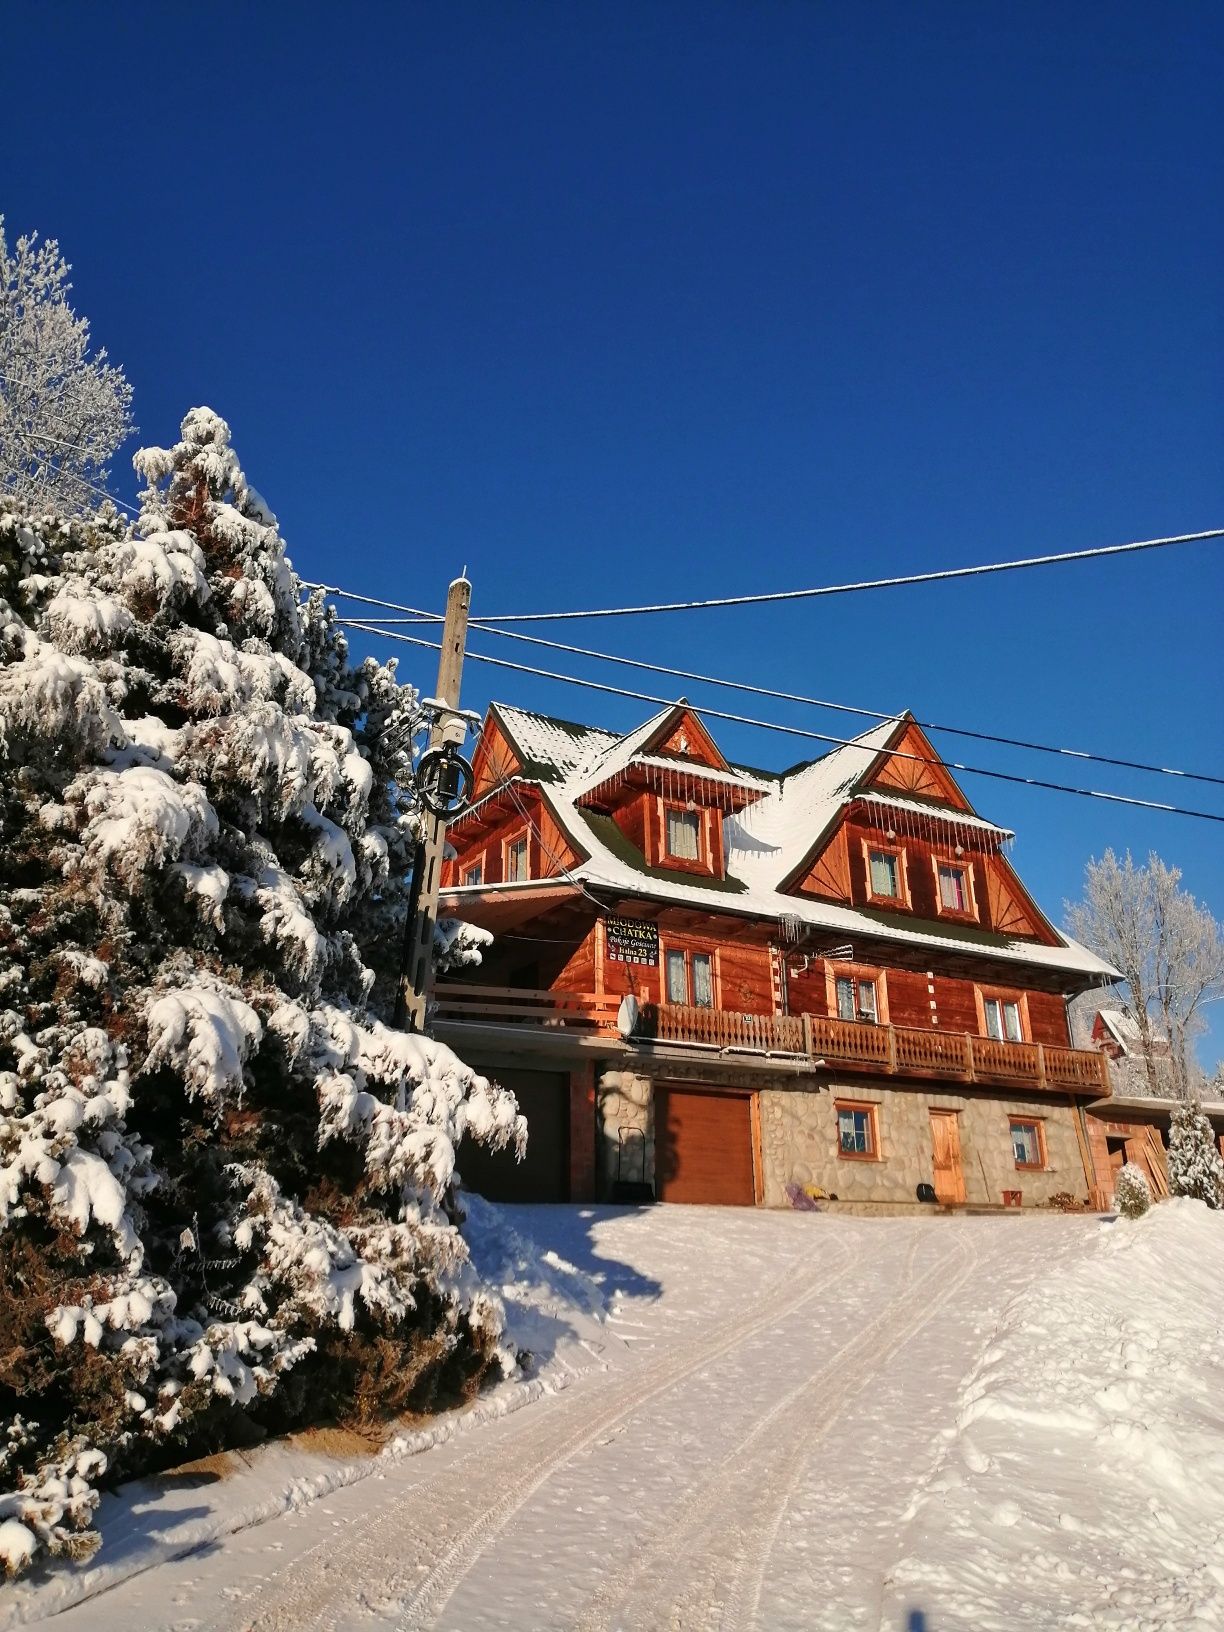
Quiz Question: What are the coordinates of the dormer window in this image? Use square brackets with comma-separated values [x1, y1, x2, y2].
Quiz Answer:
[860, 839, 911, 909]
[933, 857, 978, 921]
[665, 807, 701, 862]
[869, 851, 899, 897]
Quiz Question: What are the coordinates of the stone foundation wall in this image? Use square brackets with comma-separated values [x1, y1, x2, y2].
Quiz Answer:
[759, 1081, 1090, 1208]
[597, 1068, 654, 1195]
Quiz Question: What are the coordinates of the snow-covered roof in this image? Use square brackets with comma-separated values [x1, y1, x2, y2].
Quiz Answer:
[1097, 1008, 1144, 1051]
[852, 791, 1014, 840]
[489, 704, 617, 783]
[622, 754, 770, 791]
[477, 702, 1120, 983]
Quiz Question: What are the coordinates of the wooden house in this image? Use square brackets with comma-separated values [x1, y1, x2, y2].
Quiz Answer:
[437, 700, 1122, 1211]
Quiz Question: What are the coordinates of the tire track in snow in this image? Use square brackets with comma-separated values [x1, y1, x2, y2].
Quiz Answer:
[237, 1230, 858, 1632]
[721, 1226, 984, 1632]
[573, 1226, 978, 1632]
[390, 1234, 858, 1632]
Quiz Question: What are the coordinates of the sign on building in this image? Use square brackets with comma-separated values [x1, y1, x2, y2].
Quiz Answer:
[606, 915, 660, 966]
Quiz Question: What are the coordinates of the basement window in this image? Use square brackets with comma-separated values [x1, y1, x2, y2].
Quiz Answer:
[837, 1102, 879, 1159]
[1010, 1119, 1045, 1169]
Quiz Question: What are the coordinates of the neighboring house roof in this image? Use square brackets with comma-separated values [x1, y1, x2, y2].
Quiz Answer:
[1097, 1008, 1145, 1052]
[460, 702, 1121, 983]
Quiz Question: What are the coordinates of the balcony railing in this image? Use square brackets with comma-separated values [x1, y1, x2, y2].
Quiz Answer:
[433, 984, 1110, 1095]
[433, 982, 621, 1031]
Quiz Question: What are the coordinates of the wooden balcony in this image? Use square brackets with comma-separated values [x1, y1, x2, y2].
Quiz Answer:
[433, 984, 1110, 1096]
[433, 982, 621, 1032]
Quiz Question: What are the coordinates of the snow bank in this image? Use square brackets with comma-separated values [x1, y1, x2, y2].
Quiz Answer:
[886, 1199, 1224, 1630]
[0, 1200, 609, 1628]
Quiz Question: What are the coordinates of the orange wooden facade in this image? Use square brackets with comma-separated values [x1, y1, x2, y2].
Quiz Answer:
[436, 701, 1115, 1204]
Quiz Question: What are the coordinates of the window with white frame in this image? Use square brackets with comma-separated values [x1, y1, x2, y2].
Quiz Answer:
[463, 860, 483, 887]
[665, 806, 701, 861]
[505, 836, 529, 882]
[984, 996, 1023, 1042]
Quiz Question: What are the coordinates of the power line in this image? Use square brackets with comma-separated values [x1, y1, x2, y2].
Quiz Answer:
[367, 528, 1223, 624]
[2, 430, 140, 517]
[338, 616, 1224, 825]
[502, 778, 611, 916]
[308, 580, 1224, 789]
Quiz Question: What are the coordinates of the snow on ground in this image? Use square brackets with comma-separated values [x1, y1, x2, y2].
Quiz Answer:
[884, 1197, 1224, 1631]
[3, 1200, 1221, 1631]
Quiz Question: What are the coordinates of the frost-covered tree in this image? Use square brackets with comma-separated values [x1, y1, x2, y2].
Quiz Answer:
[1166, 1099, 1224, 1209]
[1113, 1162, 1151, 1219]
[0, 409, 523, 1575]
[0, 218, 135, 516]
[1066, 851, 1224, 1099]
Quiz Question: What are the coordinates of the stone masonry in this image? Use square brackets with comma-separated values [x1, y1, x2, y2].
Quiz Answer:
[758, 1080, 1091, 1209]
[597, 1068, 654, 1194]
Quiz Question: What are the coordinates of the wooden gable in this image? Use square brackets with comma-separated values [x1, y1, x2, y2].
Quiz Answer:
[866, 720, 972, 811]
[792, 823, 852, 902]
[644, 706, 730, 771]
[471, 713, 521, 797]
[983, 855, 1060, 946]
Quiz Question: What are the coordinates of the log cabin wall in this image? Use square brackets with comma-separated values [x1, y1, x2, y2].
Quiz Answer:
[783, 953, 1071, 1045]
[796, 814, 1055, 947]
[442, 794, 578, 888]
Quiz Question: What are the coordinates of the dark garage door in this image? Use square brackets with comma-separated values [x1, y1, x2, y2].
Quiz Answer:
[457, 1068, 569, 1203]
[655, 1084, 756, 1206]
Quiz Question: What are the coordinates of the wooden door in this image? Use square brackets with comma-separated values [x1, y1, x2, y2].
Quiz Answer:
[656, 1084, 756, 1206]
[929, 1110, 966, 1204]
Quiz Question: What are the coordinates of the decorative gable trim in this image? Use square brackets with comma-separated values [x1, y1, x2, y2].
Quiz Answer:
[642, 704, 731, 771]
[984, 853, 1061, 946]
[791, 823, 852, 901]
[865, 719, 973, 812]
[472, 709, 523, 797]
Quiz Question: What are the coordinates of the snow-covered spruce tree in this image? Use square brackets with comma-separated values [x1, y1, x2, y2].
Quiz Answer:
[1113, 1162, 1151, 1220]
[0, 409, 523, 1575]
[1167, 1099, 1224, 1209]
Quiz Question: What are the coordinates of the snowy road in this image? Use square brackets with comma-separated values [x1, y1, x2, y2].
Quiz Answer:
[13, 1202, 1219, 1632]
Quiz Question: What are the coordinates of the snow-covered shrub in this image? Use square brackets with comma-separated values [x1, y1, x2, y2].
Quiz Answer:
[1113, 1162, 1152, 1219]
[0, 409, 524, 1574]
[1167, 1098, 1224, 1208]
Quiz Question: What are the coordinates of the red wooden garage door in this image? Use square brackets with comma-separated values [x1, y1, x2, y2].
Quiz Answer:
[655, 1084, 756, 1206]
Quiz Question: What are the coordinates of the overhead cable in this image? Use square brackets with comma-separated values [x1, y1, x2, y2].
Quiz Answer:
[336, 616, 1224, 825]
[306, 580, 1224, 788]
[322, 528, 1223, 625]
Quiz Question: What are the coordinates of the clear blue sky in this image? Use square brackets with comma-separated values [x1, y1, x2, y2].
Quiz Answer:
[7, 3, 1222, 1050]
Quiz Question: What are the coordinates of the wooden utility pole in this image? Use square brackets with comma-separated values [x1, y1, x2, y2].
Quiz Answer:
[398, 574, 471, 1031]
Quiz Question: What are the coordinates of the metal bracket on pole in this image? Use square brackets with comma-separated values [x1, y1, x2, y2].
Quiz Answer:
[396, 575, 471, 1032]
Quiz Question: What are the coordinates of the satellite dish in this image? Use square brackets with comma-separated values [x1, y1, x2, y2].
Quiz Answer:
[617, 994, 640, 1039]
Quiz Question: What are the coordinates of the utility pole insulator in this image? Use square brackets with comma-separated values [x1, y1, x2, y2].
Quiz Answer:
[397, 574, 471, 1032]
